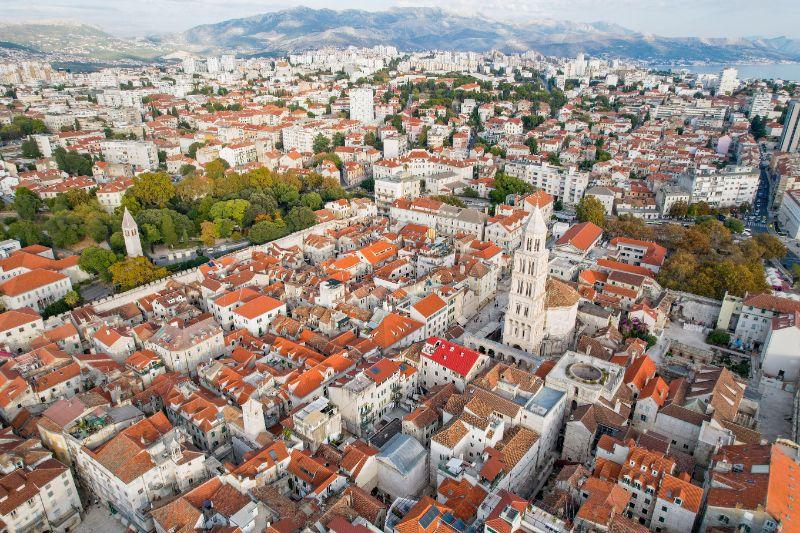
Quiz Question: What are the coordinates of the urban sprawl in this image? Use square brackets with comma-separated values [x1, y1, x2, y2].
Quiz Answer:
[0, 47, 799, 533]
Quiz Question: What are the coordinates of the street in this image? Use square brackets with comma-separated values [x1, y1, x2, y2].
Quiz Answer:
[466, 276, 510, 337]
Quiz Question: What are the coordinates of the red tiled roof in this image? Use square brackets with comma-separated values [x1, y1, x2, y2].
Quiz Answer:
[423, 337, 482, 378]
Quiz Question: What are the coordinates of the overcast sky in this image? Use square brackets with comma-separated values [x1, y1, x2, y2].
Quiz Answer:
[2, 0, 798, 39]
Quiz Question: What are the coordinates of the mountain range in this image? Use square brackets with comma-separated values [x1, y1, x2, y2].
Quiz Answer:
[161, 7, 800, 63]
[2, 7, 800, 64]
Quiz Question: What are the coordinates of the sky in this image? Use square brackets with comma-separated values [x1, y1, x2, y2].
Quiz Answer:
[1, 0, 798, 39]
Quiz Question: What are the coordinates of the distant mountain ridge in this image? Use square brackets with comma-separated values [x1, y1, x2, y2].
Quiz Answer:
[2, 7, 800, 63]
[164, 6, 800, 63]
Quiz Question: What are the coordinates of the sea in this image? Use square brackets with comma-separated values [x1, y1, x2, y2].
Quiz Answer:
[654, 63, 800, 82]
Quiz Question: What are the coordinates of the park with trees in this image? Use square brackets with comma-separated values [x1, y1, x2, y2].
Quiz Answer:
[4, 161, 347, 297]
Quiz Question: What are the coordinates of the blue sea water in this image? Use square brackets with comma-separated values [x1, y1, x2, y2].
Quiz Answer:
[655, 63, 800, 82]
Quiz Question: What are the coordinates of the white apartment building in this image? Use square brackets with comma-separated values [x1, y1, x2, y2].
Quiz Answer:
[749, 92, 773, 118]
[75, 413, 209, 532]
[0, 307, 44, 353]
[349, 87, 375, 124]
[778, 100, 800, 153]
[717, 67, 739, 95]
[0, 269, 72, 312]
[291, 397, 343, 452]
[760, 312, 800, 381]
[99, 140, 159, 170]
[655, 185, 690, 216]
[328, 358, 416, 437]
[410, 293, 455, 339]
[96, 179, 132, 212]
[231, 295, 287, 337]
[733, 293, 800, 350]
[505, 160, 588, 205]
[282, 124, 326, 153]
[145, 314, 225, 375]
[374, 173, 421, 213]
[209, 288, 260, 331]
[389, 198, 488, 240]
[778, 189, 800, 239]
[219, 142, 257, 168]
[0, 451, 83, 533]
[678, 166, 759, 207]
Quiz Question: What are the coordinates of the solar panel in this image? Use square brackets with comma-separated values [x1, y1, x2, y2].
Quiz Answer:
[419, 507, 440, 528]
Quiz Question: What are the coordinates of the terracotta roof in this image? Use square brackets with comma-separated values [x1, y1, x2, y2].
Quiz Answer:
[369, 313, 423, 350]
[623, 355, 656, 392]
[233, 294, 285, 320]
[556, 222, 603, 251]
[0, 307, 41, 332]
[743, 293, 800, 314]
[411, 293, 447, 318]
[88, 412, 173, 483]
[657, 473, 703, 513]
[0, 269, 68, 297]
[545, 277, 581, 308]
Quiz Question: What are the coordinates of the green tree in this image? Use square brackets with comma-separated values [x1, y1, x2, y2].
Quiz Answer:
[214, 218, 234, 238]
[750, 115, 767, 139]
[312, 134, 331, 154]
[200, 221, 218, 246]
[575, 196, 606, 227]
[209, 199, 250, 226]
[205, 158, 230, 181]
[109, 231, 127, 255]
[432, 195, 467, 208]
[300, 192, 323, 211]
[52, 147, 92, 176]
[79, 246, 119, 281]
[668, 200, 689, 218]
[13, 187, 42, 220]
[176, 172, 213, 200]
[44, 213, 86, 248]
[129, 172, 176, 208]
[109, 256, 168, 291]
[706, 329, 731, 346]
[21, 138, 41, 158]
[249, 220, 289, 244]
[85, 217, 110, 243]
[754, 233, 787, 260]
[63, 290, 81, 308]
[187, 142, 203, 159]
[285, 206, 317, 232]
[7, 220, 47, 246]
[724, 218, 744, 234]
[160, 212, 178, 246]
[488, 173, 533, 204]
[179, 164, 196, 176]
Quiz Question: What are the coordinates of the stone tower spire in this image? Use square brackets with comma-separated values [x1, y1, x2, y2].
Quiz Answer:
[502, 206, 548, 355]
[122, 207, 143, 258]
